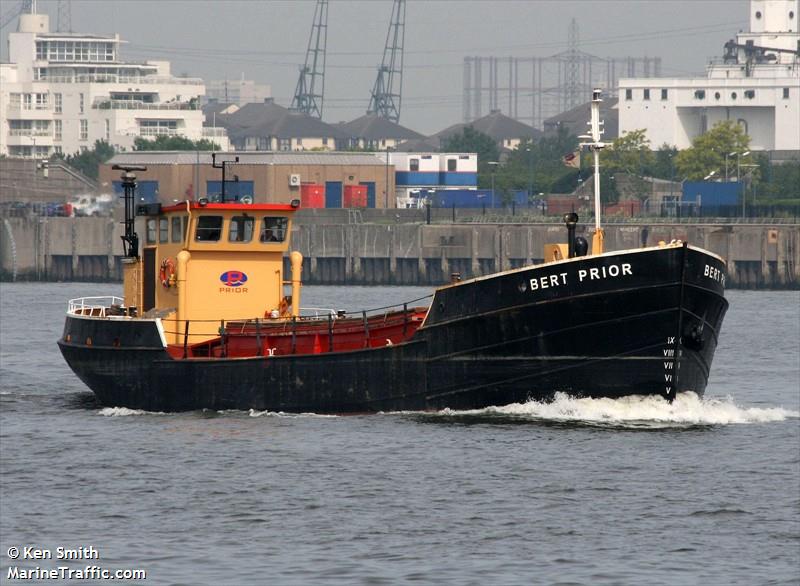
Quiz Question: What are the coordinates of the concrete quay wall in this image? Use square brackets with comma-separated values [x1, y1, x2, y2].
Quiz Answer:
[1, 217, 798, 289]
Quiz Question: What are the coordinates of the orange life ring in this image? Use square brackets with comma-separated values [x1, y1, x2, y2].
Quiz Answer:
[160, 258, 175, 288]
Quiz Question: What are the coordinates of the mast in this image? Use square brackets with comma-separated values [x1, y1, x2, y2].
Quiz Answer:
[579, 88, 607, 254]
[112, 164, 147, 258]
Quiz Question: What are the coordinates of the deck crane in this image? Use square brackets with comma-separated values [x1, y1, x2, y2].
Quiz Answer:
[367, 0, 406, 123]
[290, 0, 328, 118]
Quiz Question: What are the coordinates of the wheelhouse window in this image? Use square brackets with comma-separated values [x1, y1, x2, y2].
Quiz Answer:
[171, 216, 183, 243]
[625, 88, 632, 101]
[661, 89, 668, 100]
[643, 89, 650, 101]
[195, 216, 223, 242]
[146, 219, 157, 244]
[229, 216, 255, 243]
[260, 217, 288, 243]
[447, 159, 457, 171]
[409, 158, 420, 172]
[159, 218, 168, 243]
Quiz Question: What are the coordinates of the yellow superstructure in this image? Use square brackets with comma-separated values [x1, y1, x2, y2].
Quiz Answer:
[123, 201, 301, 345]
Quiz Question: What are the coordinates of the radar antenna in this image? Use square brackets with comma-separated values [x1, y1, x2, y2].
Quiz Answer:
[367, 0, 406, 122]
[290, 0, 328, 118]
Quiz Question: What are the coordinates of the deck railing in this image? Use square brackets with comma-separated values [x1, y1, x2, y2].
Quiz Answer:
[67, 296, 125, 317]
[158, 295, 433, 359]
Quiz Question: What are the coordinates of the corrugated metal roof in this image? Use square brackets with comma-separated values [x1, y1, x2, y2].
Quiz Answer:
[108, 151, 387, 166]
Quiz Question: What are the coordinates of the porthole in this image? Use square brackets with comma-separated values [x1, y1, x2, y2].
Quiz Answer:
[731, 92, 737, 100]
[714, 92, 721, 100]
[789, 11, 794, 19]
[755, 10, 762, 18]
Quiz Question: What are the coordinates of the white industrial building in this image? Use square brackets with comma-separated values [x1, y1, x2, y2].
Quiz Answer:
[375, 152, 479, 208]
[0, 9, 225, 159]
[619, 0, 800, 152]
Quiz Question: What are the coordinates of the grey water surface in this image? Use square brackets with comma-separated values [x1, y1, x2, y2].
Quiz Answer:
[1, 283, 798, 586]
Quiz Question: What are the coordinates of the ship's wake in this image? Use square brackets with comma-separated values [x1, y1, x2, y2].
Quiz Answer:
[427, 392, 799, 429]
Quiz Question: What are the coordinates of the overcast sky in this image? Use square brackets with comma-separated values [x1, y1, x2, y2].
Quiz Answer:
[3, 0, 752, 133]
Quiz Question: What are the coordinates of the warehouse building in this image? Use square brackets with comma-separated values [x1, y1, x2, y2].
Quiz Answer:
[99, 151, 395, 208]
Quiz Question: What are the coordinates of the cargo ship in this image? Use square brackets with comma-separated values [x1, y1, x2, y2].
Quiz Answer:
[58, 91, 728, 413]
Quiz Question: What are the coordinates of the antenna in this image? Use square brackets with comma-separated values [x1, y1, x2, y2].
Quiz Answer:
[56, 0, 71, 32]
[579, 89, 607, 253]
[112, 164, 148, 258]
[367, 0, 406, 123]
[212, 153, 239, 203]
[290, 0, 328, 118]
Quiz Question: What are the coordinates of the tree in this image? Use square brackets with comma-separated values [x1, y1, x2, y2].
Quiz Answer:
[441, 126, 500, 188]
[602, 129, 655, 177]
[134, 135, 220, 151]
[751, 155, 800, 204]
[674, 120, 751, 181]
[64, 140, 116, 179]
[650, 144, 679, 180]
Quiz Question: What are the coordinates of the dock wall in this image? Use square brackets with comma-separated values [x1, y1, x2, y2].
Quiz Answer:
[1, 216, 798, 289]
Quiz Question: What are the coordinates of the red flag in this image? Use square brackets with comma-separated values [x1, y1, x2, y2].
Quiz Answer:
[562, 151, 580, 168]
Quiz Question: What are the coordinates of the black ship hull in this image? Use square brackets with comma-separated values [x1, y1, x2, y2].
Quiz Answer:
[58, 244, 728, 413]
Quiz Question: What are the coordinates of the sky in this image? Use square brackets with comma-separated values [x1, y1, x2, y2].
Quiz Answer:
[2, 0, 753, 134]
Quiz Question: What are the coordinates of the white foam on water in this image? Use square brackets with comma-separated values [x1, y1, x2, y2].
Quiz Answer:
[437, 392, 799, 427]
[247, 409, 338, 419]
[98, 407, 164, 417]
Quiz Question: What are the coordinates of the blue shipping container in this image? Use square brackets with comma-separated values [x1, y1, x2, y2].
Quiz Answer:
[430, 189, 528, 208]
[682, 181, 743, 206]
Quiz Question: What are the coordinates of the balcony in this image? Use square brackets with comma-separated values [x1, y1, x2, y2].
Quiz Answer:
[9, 129, 52, 137]
[202, 127, 228, 138]
[7, 133, 54, 146]
[139, 128, 179, 137]
[44, 74, 204, 85]
[93, 100, 199, 111]
[7, 104, 52, 113]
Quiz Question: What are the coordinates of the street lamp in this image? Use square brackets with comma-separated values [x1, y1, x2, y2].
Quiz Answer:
[725, 152, 736, 182]
[525, 145, 534, 204]
[384, 146, 391, 209]
[736, 151, 750, 182]
[703, 170, 717, 181]
[488, 161, 499, 208]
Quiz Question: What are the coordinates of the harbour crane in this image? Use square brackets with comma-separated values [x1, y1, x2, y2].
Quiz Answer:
[367, 0, 406, 123]
[290, 0, 328, 119]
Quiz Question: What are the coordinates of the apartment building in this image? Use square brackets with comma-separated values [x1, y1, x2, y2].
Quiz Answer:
[0, 10, 219, 158]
